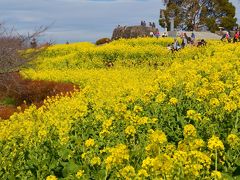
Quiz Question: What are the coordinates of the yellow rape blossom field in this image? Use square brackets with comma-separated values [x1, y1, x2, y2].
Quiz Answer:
[1, 37, 240, 179]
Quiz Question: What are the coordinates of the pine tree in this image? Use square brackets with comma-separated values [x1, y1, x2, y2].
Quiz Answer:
[160, 0, 237, 32]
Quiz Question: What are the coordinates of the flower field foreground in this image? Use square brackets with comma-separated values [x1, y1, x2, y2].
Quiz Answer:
[1, 38, 240, 179]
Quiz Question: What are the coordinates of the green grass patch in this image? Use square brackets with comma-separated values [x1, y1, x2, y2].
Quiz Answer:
[0, 97, 16, 106]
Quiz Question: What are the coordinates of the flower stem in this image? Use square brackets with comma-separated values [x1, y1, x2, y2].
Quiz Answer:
[215, 149, 218, 171]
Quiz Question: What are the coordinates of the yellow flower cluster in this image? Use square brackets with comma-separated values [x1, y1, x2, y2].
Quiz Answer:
[46, 175, 58, 180]
[169, 97, 178, 105]
[209, 98, 220, 107]
[85, 138, 95, 148]
[137, 169, 149, 178]
[90, 157, 101, 166]
[211, 170, 222, 179]
[104, 144, 129, 170]
[155, 92, 166, 103]
[183, 124, 197, 138]
[125, 125, 136, 136]
[76, 170, 84, 178]
[208, 135, 224, 151]
[186, 110, 202, 122]
[227, 134, 240, 148]
[149, 130, 167, 144]
[117, 165, 135, 179]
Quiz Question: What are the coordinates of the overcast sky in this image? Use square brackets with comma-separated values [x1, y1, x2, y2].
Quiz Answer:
[0, 0, 239, 43]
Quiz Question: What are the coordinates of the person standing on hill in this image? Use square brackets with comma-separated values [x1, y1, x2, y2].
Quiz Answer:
[152, 22, 156, 28]
[181, 33, 188, 48]
[233, 31, 239, 43]
[155, 30, 160, 39]
[30, 38, 37, 48]
[173, 38, 180, 51]
[150, 31, 154, 37]
[191, 32, 196, 43]
[226, 32, 231, 42]
[238, 30, 240, 42]
[221, 30, 230, 42]
[143, 21, 146, 27]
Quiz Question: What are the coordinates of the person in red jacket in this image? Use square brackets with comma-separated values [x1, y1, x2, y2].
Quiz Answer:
[233, 31, 239, 43]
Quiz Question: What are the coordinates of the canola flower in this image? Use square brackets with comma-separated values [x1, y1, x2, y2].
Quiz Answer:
[90, 157, 101, 166]
[133, 105, 143, 113]
[149, 130, 167, 144]
[208, 135, 224, 151]
[183, 124, 197, 138]
[227, 134, 240, 148]
[169, 97, 178, 105]
[104, 144, 129, 170]
[190, 139, 205, 150]
[209, 98, 220, 107]
[211, 170, 222, 179]
[46, 175, 58, 180]
[85, 138, 95, 148]
[186, 110, 202, 122]
[125, 125, 136, 136]
[76, 170, 84, 179]
[137, 169, 149, 178]
[117, 165, 136, 179]
[0, 38, 240, 179]
[155, 92, 166, 103]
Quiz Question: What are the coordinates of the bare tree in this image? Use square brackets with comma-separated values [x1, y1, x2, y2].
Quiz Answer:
[0, 24, 51, 73]
[0, 23, 52, 97]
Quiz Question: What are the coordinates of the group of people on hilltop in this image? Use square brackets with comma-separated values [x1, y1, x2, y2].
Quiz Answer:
[140, 21, 147, 27]
[221, 30, 240, 43]
[149, 22, 156, 28]
[141, 21, 156, 28]
[167, 32, 207, 52]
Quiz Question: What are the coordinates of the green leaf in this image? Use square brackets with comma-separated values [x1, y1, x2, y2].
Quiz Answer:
[61, 160, 79, 177]
[222, 173, 234, 180]
[58, 149, 71, 160]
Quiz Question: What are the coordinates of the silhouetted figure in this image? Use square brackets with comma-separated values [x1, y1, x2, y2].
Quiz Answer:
[143, 21, 146, 27]
[66, 41, 69, 45]
[191, 32, 196, 42]
[149, 22, 152, 27]
[30, 38, 37, 48]
[152, 22, 156, 28]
